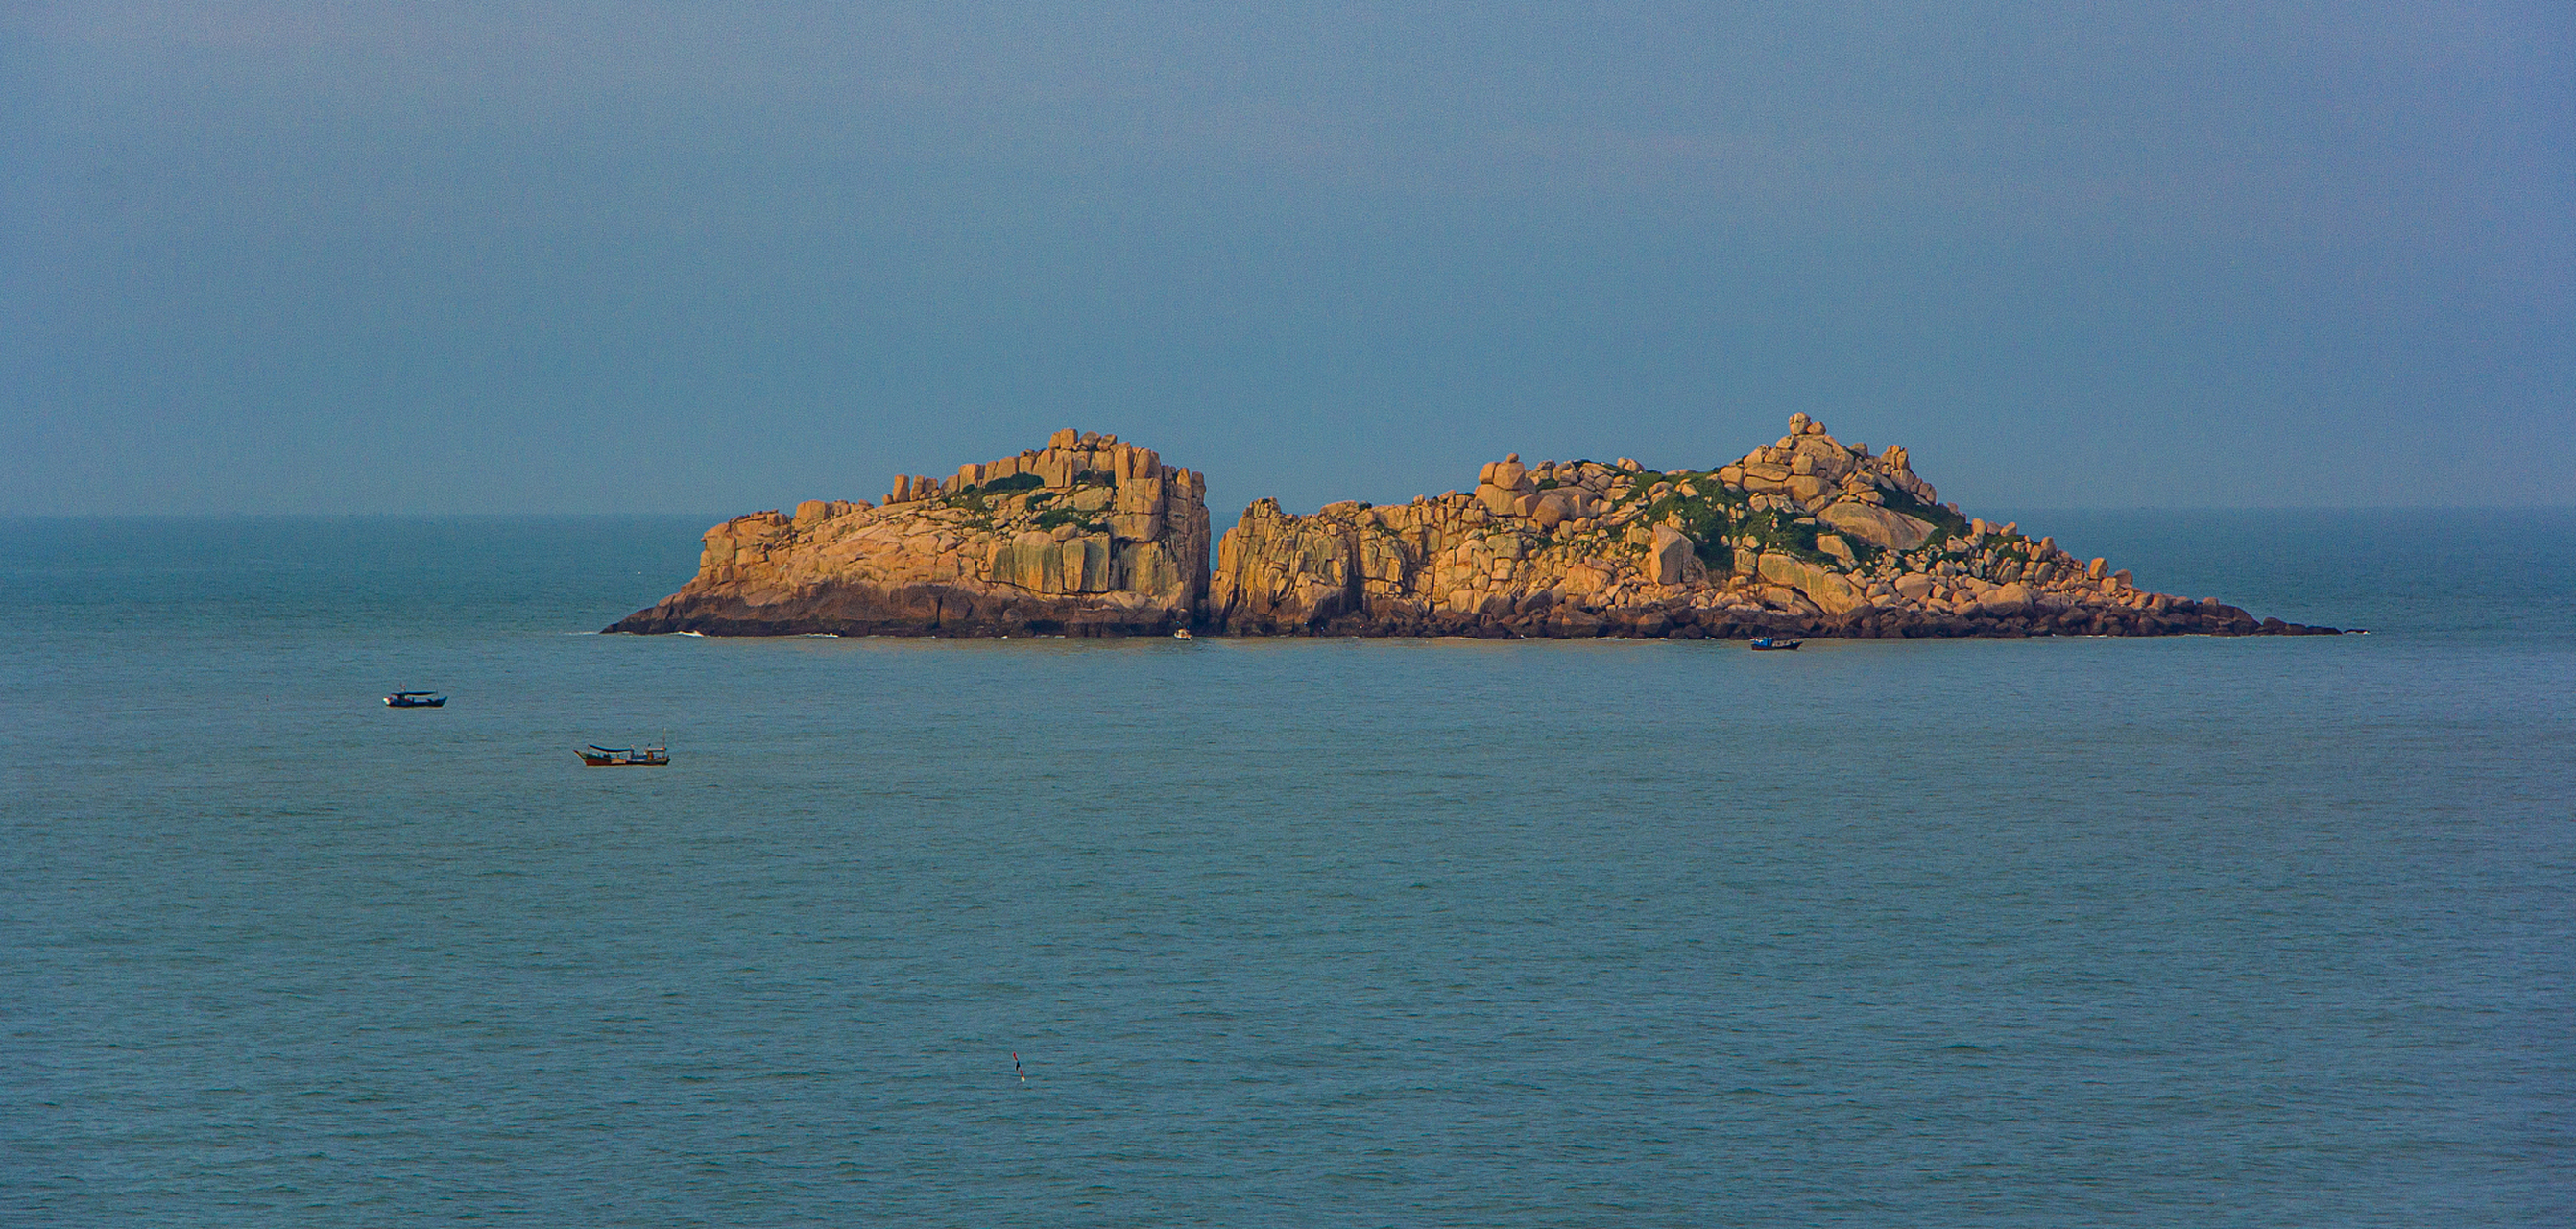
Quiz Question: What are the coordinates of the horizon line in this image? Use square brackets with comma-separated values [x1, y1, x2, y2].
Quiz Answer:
[4, 504, 2572, 519]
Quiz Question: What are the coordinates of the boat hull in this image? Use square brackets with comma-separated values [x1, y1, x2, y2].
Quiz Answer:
[578, 750, 669, 766]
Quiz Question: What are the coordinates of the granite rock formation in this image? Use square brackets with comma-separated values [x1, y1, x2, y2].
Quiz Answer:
[1210, 415, 2343, 639]
[607, 430, 1210, 636]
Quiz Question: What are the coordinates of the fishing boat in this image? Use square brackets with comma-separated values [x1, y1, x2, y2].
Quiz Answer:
[384, 691, 447, 707]
[1748, 637, 1802, 651]
[1172, 628, 1193, 640]
[578, 743, 669, 767]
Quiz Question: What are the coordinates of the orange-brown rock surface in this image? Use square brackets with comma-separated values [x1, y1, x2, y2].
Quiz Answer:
[1210, 415, 2345, 639]
[611, 417, 2342, 639]
[608, 429, 1209, 636]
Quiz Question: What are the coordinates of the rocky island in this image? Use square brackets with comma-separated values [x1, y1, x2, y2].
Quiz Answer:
[607, 430, 1210, 637]
[608, 419, 2344, 639]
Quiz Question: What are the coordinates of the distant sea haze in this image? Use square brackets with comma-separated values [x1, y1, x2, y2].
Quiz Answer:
[2, 511, 2568, 1227]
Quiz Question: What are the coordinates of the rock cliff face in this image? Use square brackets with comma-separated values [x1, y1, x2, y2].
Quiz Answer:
[607, 429, 1210, 636]
[1211, 415, 2343, 639]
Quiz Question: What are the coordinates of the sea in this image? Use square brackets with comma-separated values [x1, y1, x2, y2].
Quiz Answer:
[3, 510, 2569, 1227]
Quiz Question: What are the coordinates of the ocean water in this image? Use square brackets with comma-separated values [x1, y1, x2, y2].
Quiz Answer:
[3, 511, 2569, 1227]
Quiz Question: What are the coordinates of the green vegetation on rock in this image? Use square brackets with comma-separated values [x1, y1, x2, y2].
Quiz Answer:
[982, 472, 1045, 494]
[1031, 508, 1107, 535]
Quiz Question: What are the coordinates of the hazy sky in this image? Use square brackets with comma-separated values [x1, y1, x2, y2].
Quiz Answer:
[6, 2, 2569, 519]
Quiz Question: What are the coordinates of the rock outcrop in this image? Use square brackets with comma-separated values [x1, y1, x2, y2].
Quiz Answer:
[612, 417, 2343, 639]
[607, 430, 1210, 636]
[1209, 415, 2344, 639]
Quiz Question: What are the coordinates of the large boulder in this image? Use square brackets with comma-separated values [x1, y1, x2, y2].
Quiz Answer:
[1973, 582, 2035, 616]
[1755, 552, 1865, 614]
[1531, 493, 1575, 530]
[1648, 525, 1694, 585]
[1818, 500, 1937, 551]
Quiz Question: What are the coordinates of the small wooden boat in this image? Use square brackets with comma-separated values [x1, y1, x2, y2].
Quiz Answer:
[578, 743, 669, 767]
[1748, 637, 1802, 651]
[384, 691, 447, 707]
[1172, 628, 1193, 640]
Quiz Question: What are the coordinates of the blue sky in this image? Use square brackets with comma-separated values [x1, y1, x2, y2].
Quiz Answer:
[6, 2, 2568, 519]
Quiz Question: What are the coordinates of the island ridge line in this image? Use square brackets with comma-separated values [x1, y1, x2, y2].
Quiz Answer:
[604, 420, 2346, 639]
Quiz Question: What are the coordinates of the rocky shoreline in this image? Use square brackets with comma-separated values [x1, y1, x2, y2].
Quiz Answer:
[1207, 590, 2331, 640]
[607, 420, 2347, 639]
